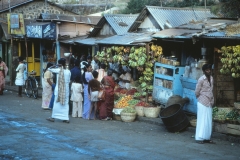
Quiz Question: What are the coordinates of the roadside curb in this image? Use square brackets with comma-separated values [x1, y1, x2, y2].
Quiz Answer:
[137, 116, 240, 144]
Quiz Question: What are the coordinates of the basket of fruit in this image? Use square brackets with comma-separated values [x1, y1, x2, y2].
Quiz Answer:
[134, 106, 144, 117]
[120, 106, 137, 122]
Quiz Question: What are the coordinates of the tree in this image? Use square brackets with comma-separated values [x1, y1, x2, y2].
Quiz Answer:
[211, 0, 240, 18]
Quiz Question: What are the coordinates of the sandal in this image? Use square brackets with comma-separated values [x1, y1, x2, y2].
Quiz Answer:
[46, 118, 55, 122]
[204, 140, 216, 144]
[63, 120, 70, 123]
[196, 141, 204, 144]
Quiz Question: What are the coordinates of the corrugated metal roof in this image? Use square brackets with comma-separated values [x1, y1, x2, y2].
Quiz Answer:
[60, 36, 88, 44]
[153, 28, 201, 39]
[38, 13, 101, 25]
[152, 18, 240, 39]
[75, 37, 105, 45]
[104, 14, 138, 35]
[0, 0, 33, 13]
[129, 6, 216, 32]
[88, 14, 138, 37]
[97, 33, 153, 45]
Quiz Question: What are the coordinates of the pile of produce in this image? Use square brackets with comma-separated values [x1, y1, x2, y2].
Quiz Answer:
[121, 106, 136, 114]
[126, 88, 138, 95]
[135, 101, 150, 107]
[115, 88, 122, 93]
[225, 110, 239, 121]
[128, 99, 140, 106]
[133, 92, 141, 99]
[219, 45, 240, 78]
[115, 95, 133, 108]
[213, 107, 226, 121]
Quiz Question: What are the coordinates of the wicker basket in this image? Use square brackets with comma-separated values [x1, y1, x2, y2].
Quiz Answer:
[135, 106, 144, 117]
[113, 113, 122, 121]
[120, 112, 136, 122]
[190, 119, 197, 127]
[234, 102, 240, 110]
[143, 106, 161, 118]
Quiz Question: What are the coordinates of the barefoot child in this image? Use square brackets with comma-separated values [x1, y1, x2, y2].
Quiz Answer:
[70, 77, 83, 118]
[88, 71, 100, 119]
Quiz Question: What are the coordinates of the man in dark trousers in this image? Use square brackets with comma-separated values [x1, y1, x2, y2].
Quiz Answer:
[69, 59, 82, 115]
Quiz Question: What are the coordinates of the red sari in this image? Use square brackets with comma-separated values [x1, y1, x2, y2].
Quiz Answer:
[99, 76, 115, 119]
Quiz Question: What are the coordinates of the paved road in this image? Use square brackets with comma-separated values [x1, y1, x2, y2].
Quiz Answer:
[0, 90, 240, 160]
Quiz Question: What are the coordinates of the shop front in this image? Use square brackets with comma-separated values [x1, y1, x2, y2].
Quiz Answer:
[26, 22, 57, 77]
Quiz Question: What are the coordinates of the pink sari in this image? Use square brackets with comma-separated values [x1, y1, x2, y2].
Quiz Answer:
[0, 61, 8, 95]
[99, 76, 115, 119]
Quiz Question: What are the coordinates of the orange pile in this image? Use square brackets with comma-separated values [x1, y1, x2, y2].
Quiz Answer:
[115, 95, 132, 108]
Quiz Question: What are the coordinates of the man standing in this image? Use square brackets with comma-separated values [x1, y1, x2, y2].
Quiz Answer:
[195, 64, 215, 144]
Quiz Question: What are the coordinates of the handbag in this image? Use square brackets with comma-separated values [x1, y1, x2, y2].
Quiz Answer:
[98, 86, 105, 100]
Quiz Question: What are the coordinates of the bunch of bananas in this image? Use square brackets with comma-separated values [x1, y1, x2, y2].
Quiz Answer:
[128, 47, 147, 68]
[220, 45, 240, 78]
[151, 44, 163, 57]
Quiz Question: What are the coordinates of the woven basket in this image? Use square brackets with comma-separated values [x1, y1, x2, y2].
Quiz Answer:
[120, 112, 137, 122]
[135, 106, 144, 117]
[190, 119, 197, 127]
[234, 102, 240, 110]
[143, 106, 161, 118]
[113, 113, 121, 121]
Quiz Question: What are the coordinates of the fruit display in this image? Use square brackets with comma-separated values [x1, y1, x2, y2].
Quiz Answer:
[219, 45, 240, 78]
[128, 99, 140, 106]
[136, 101, 150, 107]
[126, 88, 138, 95]
[115, 95, 133, 108]
[115, 88, 122, 93]
[151, 44, 163, 57]
[133, 92, 141, 98]
[128, 47, 147, 69]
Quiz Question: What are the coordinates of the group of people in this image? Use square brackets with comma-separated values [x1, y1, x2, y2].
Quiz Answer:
[42, 54, 131, 123]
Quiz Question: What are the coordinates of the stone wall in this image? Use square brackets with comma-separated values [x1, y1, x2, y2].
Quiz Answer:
[0, 1, 77, 20]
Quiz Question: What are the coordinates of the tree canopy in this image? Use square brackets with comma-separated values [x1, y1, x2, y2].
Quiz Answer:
[120, 0, 240, 18]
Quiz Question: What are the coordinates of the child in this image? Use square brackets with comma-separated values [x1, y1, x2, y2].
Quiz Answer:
[88, 71, 100, 120]
[70, 76, 83, 118]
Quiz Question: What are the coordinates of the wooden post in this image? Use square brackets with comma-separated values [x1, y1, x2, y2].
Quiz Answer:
[24, 35, 28, 72]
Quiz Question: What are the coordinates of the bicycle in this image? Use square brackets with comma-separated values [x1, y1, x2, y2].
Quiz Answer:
[24, 70, 39, 99]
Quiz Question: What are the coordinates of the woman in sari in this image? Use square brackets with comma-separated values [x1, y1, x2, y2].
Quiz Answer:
[41, 62, 54, 109]
[99, 69, 115, 120]
[82, 63, 94, 119]
[0, 57, 8, 95]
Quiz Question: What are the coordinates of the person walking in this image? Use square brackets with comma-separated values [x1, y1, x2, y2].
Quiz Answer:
[195, 64, 215, 144]
[88, 71, 100, 120]
[70, 76, 83, 118]
[0, 57, 8, 95]
[82, 63, 94, 119]
[15, 57, 26, 97]
[99, 69, 115, 120]
[46, 58, 71, 123]
[41, 62, 54, 110]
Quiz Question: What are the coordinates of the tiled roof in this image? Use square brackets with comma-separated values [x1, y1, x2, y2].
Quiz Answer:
[128, 6, 216, 32]
[88, 14, 138, 37]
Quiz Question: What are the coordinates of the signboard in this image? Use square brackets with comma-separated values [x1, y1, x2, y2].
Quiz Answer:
[26, 23, 56, 39]
[7, 13, 25, 35]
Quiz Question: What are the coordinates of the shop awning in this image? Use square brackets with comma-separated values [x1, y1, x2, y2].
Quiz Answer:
[75, 37, 105, 46]
[152, 29, 201, 39]
[96, 33, 153, 45]
[59, 35, 88, 44]
[26, 22, 56, 39]
[0, 22, 11, 40]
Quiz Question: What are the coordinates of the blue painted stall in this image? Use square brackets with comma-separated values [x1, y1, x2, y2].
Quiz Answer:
[180, 76, 198, 114]
[153, 62, 185, 105]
